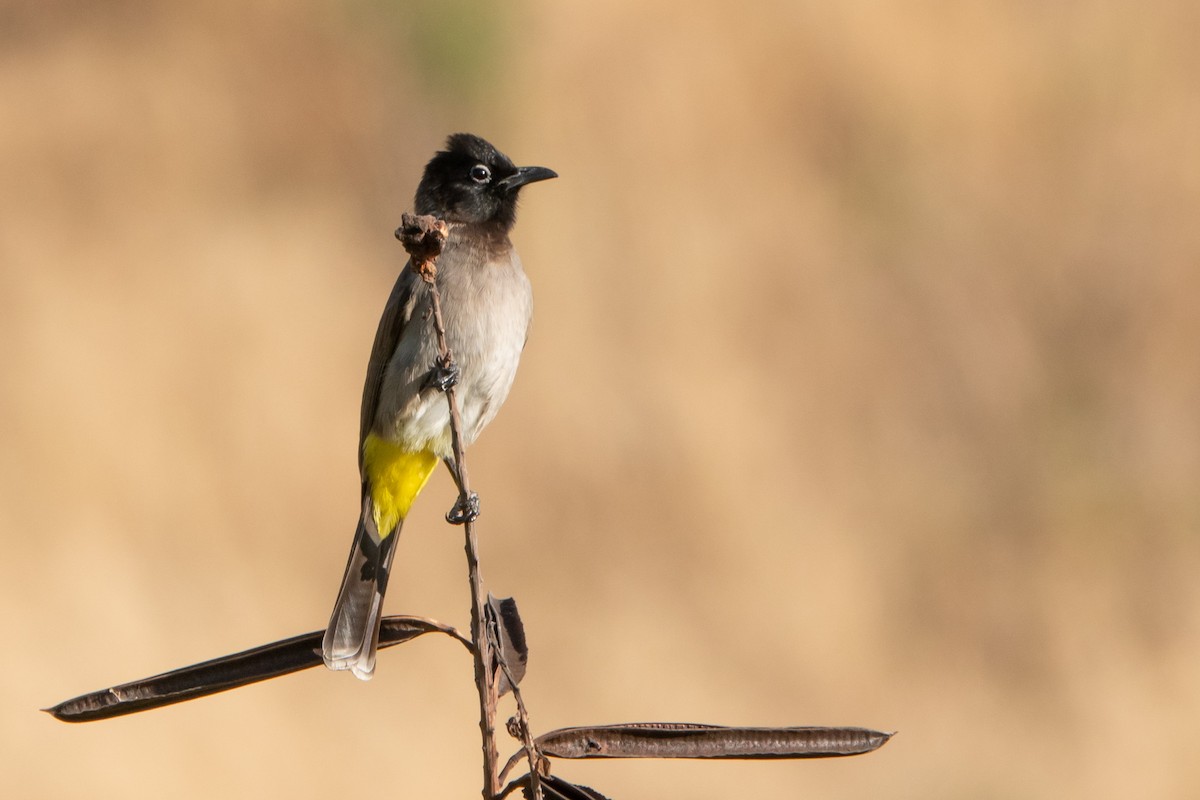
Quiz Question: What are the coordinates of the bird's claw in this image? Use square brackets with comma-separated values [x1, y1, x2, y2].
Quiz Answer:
[424, 356, 460, 393]
[446, 492, 480, 525]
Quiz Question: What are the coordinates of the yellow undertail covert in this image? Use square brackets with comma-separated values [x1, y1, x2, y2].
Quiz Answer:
[361, 433, 439, 538]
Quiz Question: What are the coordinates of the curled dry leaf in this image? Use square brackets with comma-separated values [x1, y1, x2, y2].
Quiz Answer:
[488, 595, 528, 696]
[506, 772, 612, 800]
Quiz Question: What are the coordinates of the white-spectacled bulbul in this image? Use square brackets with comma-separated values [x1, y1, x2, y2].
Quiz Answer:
[322, 133, 556, 680]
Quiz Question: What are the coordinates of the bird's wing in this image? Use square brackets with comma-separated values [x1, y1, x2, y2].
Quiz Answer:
[358, 263, 421, 468]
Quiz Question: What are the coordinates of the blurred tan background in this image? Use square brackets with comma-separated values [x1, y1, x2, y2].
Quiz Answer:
[4, 1, 1199, 797]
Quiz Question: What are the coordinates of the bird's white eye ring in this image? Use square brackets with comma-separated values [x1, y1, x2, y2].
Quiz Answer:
[470, 164, 491, 183]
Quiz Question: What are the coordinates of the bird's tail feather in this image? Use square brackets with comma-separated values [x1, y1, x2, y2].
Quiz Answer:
[322, 493, 401, 681]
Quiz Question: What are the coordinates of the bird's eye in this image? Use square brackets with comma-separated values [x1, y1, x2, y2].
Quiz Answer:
[470, 164, 491, 183]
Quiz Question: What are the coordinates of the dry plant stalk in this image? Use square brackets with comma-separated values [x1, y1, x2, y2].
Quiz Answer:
[398, 212, 540, 800]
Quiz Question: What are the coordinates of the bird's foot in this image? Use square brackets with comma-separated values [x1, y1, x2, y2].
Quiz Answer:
[423, 355, 460, 393]
[446, 492, 480, 525]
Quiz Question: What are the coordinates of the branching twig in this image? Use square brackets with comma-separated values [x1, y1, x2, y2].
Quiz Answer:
[499, 654, 543, 794]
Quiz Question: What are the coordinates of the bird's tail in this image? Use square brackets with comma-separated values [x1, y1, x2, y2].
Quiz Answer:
[323, 440, 439, 680]
[322, 493, 402, 680]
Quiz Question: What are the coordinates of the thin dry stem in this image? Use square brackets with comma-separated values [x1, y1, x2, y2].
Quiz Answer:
[497, 653, 542, 795]
[400, 212, 510, 800]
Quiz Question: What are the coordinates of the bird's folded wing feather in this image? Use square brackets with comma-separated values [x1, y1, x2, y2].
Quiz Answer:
[358, 264, 421, 468]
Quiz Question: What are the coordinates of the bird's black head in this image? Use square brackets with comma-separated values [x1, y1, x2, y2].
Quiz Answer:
[414, 133, 557, 229]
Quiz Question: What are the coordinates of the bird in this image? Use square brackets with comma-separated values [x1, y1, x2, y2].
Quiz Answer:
[322, 133, 556, 680]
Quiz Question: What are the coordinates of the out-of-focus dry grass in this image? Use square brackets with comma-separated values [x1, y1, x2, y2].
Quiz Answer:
[4, 2, 1199, 798]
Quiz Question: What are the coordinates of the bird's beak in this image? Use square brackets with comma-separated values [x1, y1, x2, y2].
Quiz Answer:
[499, 165, 558, 191]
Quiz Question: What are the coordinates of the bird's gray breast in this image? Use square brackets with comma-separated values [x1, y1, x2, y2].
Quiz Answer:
[374, 234, 532, 455]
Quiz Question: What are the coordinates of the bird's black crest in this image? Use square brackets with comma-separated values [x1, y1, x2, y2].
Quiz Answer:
[442, 133, 514, 170]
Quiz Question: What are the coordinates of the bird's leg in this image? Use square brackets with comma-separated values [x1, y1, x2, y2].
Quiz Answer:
[443, 457, 469, 496]
[444, 457, 480, 524]
[421, 354, 460, 393]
